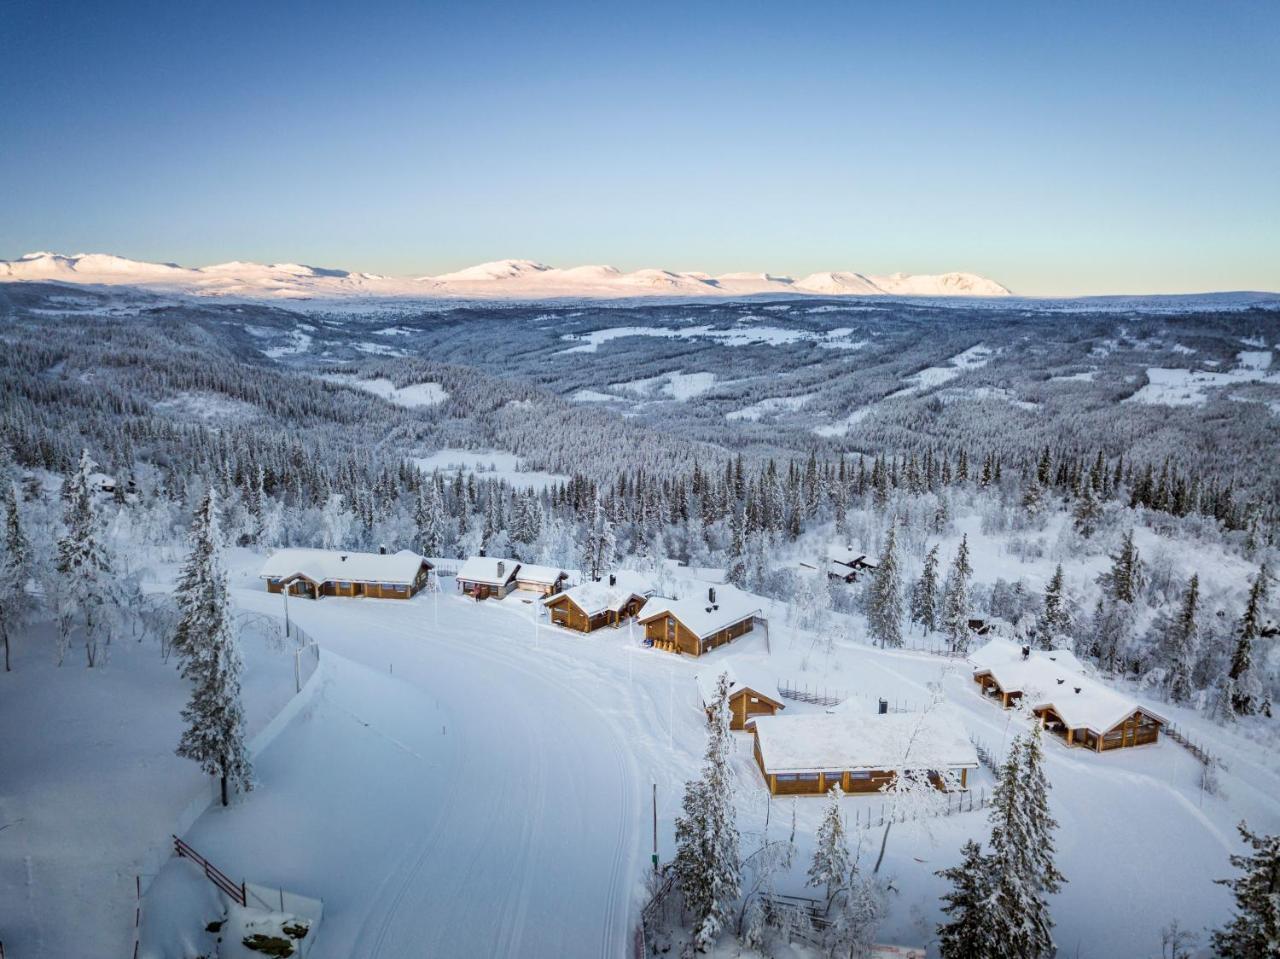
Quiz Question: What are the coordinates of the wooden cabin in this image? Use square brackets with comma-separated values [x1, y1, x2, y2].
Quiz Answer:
[260, 548, 432, 600]
[637, 587, 759, 656]
[513, 564, 569, 597]
[751, 711, 978, 796]
[543, 571, 653, 633]
[696, 667, 785, 730]
[827, 547, 877, 584]
[972, 642, 1166, 752]
[455, 556, 520, 600]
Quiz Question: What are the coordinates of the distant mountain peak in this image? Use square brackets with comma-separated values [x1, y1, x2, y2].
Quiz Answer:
[0, 251, 1014, 300]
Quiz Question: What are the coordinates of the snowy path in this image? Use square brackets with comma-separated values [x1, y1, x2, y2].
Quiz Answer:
[219, 583, 651, 959]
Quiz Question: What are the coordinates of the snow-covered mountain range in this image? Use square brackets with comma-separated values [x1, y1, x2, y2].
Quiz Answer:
[0, 252, 1012, 300]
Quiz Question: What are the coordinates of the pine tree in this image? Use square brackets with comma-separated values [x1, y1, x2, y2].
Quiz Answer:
[1072, 482, 1102, 538]
[1, 480, 32, 671]
[942, 535, 973, 653]
[1211, 822, 1280, 959]
[1228, 564, 1270, 717]
[1099, 529, 1144, 605]
[673, 672, 740, 952]
[867, 524, 903, 649]
[936, 839, 1000, 959]
[986, 723, 1064, 959]
[175, 490, 253, 807]
[1161, 573, 1199, 704]
[415, 480, 446, 556]
[578, 493, 616, 581]
[55, 450, 115, 666]
[909, 545, 940, 634]
[808, 784, 851, 907]
[1039, 564, 1069, 650]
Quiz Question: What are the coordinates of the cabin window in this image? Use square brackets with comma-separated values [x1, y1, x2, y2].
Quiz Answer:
[339, 581, 351, 589]
[797, 773, 819, 782]
[849, 771, 872, 780]
[777, 774, 798, 782]
[395, 585, 408, 593]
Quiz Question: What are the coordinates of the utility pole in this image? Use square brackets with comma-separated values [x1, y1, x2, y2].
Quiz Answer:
[652, 783, 658, 872]
[281, 578, 291, 638]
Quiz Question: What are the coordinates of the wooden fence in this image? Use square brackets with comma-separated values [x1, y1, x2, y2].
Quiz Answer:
[849, 788, 987, 831]
[173, 835, 246, 908]
[969, 735, 1003, 774]
[1163, 721, 1220, 768]
[778, 680, 845, 707]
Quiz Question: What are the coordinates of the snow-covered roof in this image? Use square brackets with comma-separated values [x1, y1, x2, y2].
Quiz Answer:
[827, 560, 858, 578]
[259, 548, 429, 585]
[695, 663, 783, 709]
[637, 586, 760, 640]
[545, 570, 653, 616]
[513, 564, 567, 586]
[972, 640, 1166, 735]
[455, 556, 520, 586]
[753, 708, 979, 775]
[828, 546, 871, 567]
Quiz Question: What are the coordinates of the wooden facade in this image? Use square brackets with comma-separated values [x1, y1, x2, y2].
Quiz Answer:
[642, 611, 753, 656]
[719, 686, 784, 731]
[265, 561, 431, 601]
[974, 672, 1164, 751]
[752, 734, 968, 796]
[458, 577, 515, 601]
[514, 572, 568, 596]
[545, 593, 647, 633]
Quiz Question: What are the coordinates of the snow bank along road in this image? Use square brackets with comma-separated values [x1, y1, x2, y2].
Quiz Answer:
[226, 580, 650, 959]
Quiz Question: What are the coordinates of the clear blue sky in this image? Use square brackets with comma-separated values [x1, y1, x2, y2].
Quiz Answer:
[2, 0, 1277, 295]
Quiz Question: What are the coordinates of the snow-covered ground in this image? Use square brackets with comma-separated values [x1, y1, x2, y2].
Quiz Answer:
[1126, 350, 1280, 406]
[6, 515, 1279, 958]
[410, 449, 568, 491]
[320, 374, 449, 408]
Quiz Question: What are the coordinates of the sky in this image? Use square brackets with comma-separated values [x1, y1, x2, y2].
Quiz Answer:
[1, 0, 1277, 296]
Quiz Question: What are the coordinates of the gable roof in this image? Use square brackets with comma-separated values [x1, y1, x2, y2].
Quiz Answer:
[753, 708, 979, 775]
[829, 546, 873, 568]
[545, 570, 654, 616]
[695, 664, 784, 710]
[259, 548, 429, 585]
[514, 564, 568, 586]
[972, 640, 1166, 735]
[637, 585, 760, 640]
[455, 556, 520, 586]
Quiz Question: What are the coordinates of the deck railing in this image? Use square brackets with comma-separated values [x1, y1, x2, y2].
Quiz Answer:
[173, 834, 246, 907]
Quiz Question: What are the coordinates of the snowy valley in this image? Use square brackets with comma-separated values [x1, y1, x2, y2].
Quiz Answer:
[0, 281, 1278, 959]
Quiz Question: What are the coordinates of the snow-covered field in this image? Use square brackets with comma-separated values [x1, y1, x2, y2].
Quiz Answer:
[6, 509, 1277, 958]
[410, 449, 569, 491]
[1126, 350, 1280, 406]
[320, 374, 449, 408]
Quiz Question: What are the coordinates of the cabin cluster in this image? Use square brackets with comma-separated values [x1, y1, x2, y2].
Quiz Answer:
[695, 667, 977, 797]
[260, 548, 434, 600]
[971, 641, 1167, 752]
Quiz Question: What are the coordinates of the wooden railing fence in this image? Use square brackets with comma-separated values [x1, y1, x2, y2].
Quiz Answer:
[173, 835, 246, 907]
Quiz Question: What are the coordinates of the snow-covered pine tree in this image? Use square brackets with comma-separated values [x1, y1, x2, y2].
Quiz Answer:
[673, 671, 740, 954]
[1039, 564, 1069, 651]
[935, 839, 1000, 959]
[1099, 529, 1144, 605]
[1211, 821, 1280, 958]
[1228, 563, 1270, 717]
[1071, 481, 1102, 538]
[808, 784, 851, 907]
[1, 479, 33, 671]
[1160, 573, 1199, 704]
[986, 722, 1064, 959]
[867, 524, 903, 649]
[578, 493, 616, 581]
[942, 535, 973, 653]
[175, 490, 253, 806]
[55, 449, 115, 667]
[909, 544, 940, 635]
[415, 480, 446, 557]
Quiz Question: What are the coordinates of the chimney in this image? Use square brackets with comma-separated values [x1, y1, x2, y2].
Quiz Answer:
[708, 587, 716, 604]
[878, 698, 888, 715]
[609, 574, 616, 586]
[340, 554, 348, 562]
[1074, 687, 1082, 694]
[496, 561, 505, 578]
[379, 544, 387, 555]
[1021, 645, 1030, 660]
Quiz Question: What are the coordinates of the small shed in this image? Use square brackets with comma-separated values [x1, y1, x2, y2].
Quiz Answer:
[695, 665, 785, 730]
[827, 546, 876, 583]
[637, 586, 760, 656]
[543, 571, 654, 632]
[752, 709, 978, 796]
[455, 556, 521, 601]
